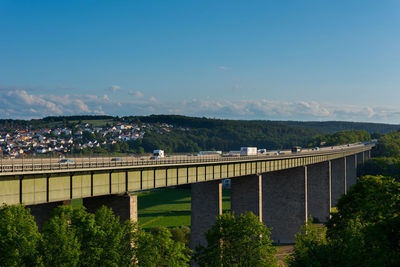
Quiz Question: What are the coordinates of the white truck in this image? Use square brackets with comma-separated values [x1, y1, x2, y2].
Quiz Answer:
[152, 150, 165, 159]
[240, 147, 257, 156]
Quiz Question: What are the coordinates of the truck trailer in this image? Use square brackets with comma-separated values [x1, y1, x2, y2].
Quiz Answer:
[240, 147, 258, 156]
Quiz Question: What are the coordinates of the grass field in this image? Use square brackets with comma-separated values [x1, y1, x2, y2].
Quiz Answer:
[138, 188, 231, 229]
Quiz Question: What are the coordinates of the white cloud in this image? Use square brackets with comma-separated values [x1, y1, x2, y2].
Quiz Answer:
[149, 96, 158, 103]
[1, 88, 400, 123]
[109, 85, 121, 93]
[129, 90, 144, 98]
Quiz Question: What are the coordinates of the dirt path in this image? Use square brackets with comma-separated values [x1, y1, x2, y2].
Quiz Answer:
[275, 245, 294, 266]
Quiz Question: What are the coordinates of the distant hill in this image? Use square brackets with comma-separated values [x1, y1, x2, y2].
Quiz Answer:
[0, 114, 397, 152]
[276, 121, 400, 134]
[2, 114, 397, 134]
[129, 115, 399, 134]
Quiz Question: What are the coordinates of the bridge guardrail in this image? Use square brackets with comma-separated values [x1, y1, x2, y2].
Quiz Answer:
[0, 145, 373, 174]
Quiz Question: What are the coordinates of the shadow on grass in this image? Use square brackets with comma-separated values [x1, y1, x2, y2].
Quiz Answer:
[138, 188, 191, 210]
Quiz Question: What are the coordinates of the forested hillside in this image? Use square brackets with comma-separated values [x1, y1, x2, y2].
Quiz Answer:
[279, 120, 400, 134]
[0, 114, 394, 154]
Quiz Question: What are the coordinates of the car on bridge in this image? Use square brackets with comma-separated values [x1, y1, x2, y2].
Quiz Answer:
[58, 158, 73, 164]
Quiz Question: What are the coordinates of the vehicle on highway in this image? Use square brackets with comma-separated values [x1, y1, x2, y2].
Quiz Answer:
[291, 146, 302, 153]
[152, 150, 164, 159]
[258, 148, 267, 154]
[240, 147, 257, 156]
[314, 147, 320, 151]
[58, 158, 73, 164]
[111, 157, 122, 162]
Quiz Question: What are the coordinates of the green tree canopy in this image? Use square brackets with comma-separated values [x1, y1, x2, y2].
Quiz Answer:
[194, 212, 278, 267]
[41, 205, 138, 267]
[40, 207, 81, 267]
[136, 226, 191, 267]
[309, 130, 371, 147]
[358, 157, 400, 180]
[288, 175, 400, 267]
[376, 130, 400, 157]
[0, 204, 41, 267]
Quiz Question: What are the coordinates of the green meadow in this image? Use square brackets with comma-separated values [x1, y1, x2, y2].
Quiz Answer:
[138, 187, 231, 230]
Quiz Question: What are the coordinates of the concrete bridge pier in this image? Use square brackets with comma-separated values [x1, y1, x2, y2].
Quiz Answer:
[262, 166, 307, 244]
[364, 150, 370, 160]
[27, 200, 71, 231]
[307, 161, 331, 223]
[331, 158, 346, 206]
[231, 174, 262, 221]
[190, 180, 223, 251]
[357, 152, 365, 165]
[83, 193, 138, 223]
[346, 155, 357, 191]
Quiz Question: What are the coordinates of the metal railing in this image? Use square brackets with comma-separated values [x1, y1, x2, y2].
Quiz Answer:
[0, 145, 372, 174]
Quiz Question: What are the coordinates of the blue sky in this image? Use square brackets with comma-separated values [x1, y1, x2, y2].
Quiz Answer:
[1, 0, 400, 122]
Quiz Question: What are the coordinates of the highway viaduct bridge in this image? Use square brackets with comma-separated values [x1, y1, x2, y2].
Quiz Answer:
[0, 144, 374, 249]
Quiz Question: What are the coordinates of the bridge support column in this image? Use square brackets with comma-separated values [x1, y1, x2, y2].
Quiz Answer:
[331, 158, 346, 206]
[83, 193, 137, 223]
[27, 200, 71, 231]
[231, 174, 262, 221]
[357, 152, 365, 164]
[364, 150, 370, 160]
[346, 155, 357, 191]
[307, 162, 331, 223]
[262, 167, 307, 244]
[190, 180, 222, 251]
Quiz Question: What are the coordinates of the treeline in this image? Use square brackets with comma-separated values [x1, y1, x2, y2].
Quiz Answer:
[2, 114, 395, 154]
[130, 115, 400, 134]
[0, 205, 191, 267]
[287, 175, 400, 266]
[308, 130, 371, 147]
[2, 114, 399, 134]
[357, 129, 400, 180]
[281, 120, 400, 134]
[69, 122, 376, 155]
[0, 204, 278, 266]
[136, 123, 320, 152]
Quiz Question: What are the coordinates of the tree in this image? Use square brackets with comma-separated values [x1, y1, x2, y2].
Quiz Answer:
[286, 220, 332, 267]
[41, 208, 81, 267]
[376, 130, 400, 157]
[170, 226, 191, 248]
[194, 212, 278, 267]
[358, 157, 400, 180]
[288, 175, 400, 267]
[94, 206, 138, 267]
[41, 205, 139, 267]
[136, 226, 191, 266]
[0, 204, 41, 266]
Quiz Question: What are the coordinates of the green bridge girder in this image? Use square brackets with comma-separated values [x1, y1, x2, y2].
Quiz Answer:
[0, 146, 373, 206]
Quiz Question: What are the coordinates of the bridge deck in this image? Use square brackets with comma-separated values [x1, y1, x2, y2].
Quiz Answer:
[0, 145, 373, 206]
